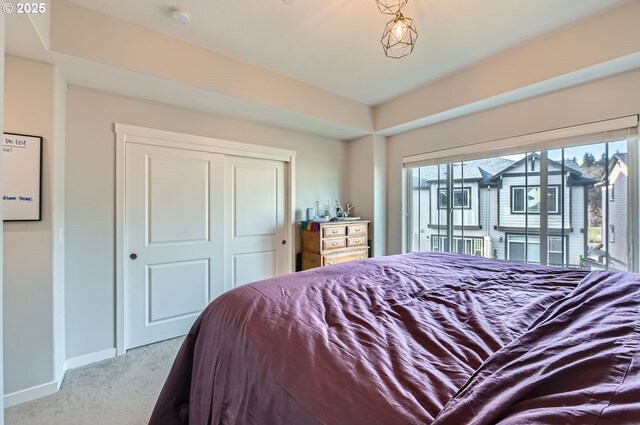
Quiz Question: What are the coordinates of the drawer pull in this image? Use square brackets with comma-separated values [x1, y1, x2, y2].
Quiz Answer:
[358, 256, 364, 259]
[330, 230, 339, 234]
[328, 261, 335, 265]
[353, 228, 361, 232]
[331, 242, 339, 246]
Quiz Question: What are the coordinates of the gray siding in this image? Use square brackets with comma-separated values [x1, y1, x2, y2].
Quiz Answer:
[410, 157, 587, 267]
[498, 161, 571, 231]
[603, 164, 628, 270]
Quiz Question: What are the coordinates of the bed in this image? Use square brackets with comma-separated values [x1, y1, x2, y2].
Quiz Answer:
[149, 252, 640, 425]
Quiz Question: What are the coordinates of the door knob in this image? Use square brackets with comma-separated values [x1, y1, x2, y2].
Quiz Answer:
[281, 240, 287, 245]
[130, 253, 138, 260]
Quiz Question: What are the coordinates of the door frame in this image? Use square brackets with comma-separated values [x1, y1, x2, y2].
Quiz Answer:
[114, 123, 296, 355]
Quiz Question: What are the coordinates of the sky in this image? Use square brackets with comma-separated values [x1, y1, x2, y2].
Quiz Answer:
[502, 139, 628, 166]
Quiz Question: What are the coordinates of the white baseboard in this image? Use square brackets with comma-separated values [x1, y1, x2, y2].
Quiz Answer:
[4, 381, 59, 408]
[65, 348, 116, 370]
[55, 361, 66, 391]
[4, 348, 117, 408]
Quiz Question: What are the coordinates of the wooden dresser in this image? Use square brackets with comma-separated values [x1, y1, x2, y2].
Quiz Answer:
[301, 220, 370, 270]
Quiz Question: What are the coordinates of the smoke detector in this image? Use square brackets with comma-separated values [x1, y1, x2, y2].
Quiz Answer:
[169, 8, 191, 25]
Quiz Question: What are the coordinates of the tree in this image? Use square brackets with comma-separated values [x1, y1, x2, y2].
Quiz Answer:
[582, 152, 596, 168]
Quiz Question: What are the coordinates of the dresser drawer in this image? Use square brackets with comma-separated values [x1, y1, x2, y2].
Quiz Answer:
[323, 226, 346, 238]
[347, 225, 367, 236]
[322, 238, 346, 251]
[347, 236, 366, 247]
[322, 249, 368, 266]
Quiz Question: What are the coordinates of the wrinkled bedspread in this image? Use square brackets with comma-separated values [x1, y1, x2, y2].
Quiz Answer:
[149, 252, 640, 425]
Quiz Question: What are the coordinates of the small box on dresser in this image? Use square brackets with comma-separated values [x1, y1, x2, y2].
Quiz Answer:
[300, 220, 370, 270]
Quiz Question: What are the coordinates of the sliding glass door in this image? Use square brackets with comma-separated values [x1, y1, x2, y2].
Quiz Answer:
[407, 135, 635, 271]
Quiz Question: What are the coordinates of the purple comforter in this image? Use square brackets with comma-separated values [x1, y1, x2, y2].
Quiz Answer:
[149, 252, 640, 425]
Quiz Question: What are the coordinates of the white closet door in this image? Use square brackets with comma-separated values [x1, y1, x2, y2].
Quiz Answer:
[125, 143, 224, 350]
[224, 156, 288, 290]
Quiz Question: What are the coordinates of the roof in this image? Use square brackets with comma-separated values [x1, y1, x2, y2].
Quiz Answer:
[614, 153, 628, 165]
[490, 153, 586, 180]
[414, 153, 596, 188]
[415, 157, 515, 185]
[601, 152, 629, 182]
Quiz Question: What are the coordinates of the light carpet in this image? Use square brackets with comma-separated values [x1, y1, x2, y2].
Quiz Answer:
[6, 337, 183, 425]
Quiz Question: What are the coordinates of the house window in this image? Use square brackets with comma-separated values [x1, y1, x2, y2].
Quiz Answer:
[610, 225, 615, 243]
[610, 184, 615, 202]
[507, 235, 566, 265]
[548, 237, 565, 266]
[511, 186, 559, 214]
[507, 235, 541, 264]
[438, 187, 471, 209]
[432, 236, 483, 256]
[474, 239, 484, 257]
[431, 236, 446, 252]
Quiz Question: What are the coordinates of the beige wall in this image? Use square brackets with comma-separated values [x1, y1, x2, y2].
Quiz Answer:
[3, 56, 55, 394]
[346, 134, 386, 256]
[52, 66, 66, 385]
[386, 68, 640, 254]
[1, 12, 5, 423]
[65, 86, 347, 358]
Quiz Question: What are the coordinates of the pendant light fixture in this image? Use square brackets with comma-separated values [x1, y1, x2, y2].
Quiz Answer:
[381, 12, 418, 59]
[375, 0, 408, 15]
[375, 0, 418, 59]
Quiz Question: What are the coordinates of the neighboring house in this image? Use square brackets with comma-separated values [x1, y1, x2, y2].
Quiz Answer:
[600, 153, 628, 270]
[411, 154, 596, 267]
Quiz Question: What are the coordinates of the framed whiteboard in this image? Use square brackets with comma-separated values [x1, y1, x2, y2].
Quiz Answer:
[3, 133, 43, 221]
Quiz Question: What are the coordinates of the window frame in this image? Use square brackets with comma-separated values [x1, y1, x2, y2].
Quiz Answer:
[433, 235, 484, 256]
[506, 234, 567, 265]
[438, 186, 472, 210]
[510, 185, 560, 215]
[547, 236, 566, 266]
[610, 225, 616, 243]
[610, 184, 615, 202]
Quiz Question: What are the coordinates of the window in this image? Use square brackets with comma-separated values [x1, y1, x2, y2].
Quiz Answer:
[610, 184, 615, 202]
[432, 236, 484, 256]
[610, 225, 615, 243]
[438, 187, 471, 209]
[474, 239, 484, 257]
[507, 235, 566, 265]
[405, 119, 635, 271]
[548, 237, 565, 266]
[507, 235, 541, 264]
[511, 186, 559, 214]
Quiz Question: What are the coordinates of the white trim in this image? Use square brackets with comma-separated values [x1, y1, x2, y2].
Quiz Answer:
[65, 348, 117, 370]
[403, 115, 639, 166]
[3, 348, 116, 407]
[116, 129, 126, 356]
[55, 361, 66, 391]
[115, 124, 296, 356]
[287, 159, 296, 273]
[401, 168, 409, 254]
[115, 124, 296, 162]
[4, 381, 58, 408]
